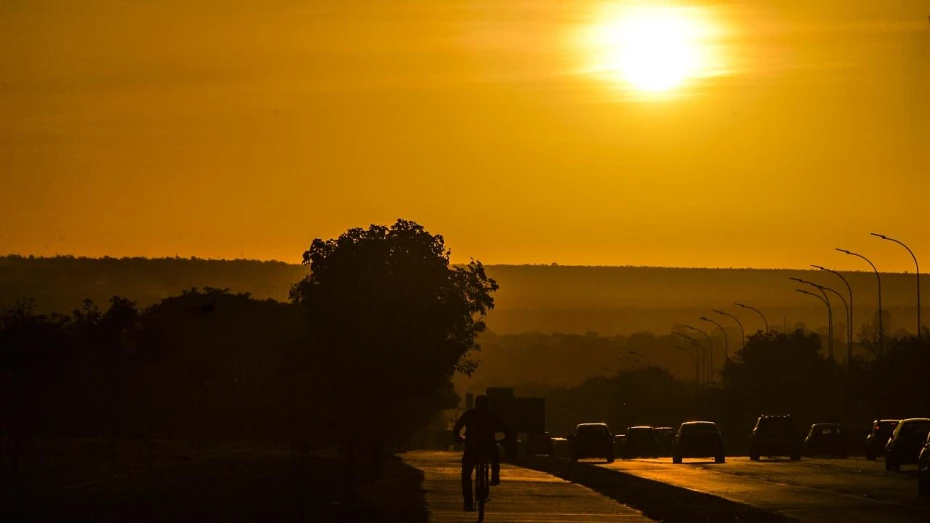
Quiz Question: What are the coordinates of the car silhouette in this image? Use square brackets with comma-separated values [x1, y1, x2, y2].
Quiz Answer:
[804, 423, 847, 458]
[672, 421, 725, 464]
[655, 426, 676, 456]
[569, 423, 615, 463]
[865, 419, 899, 460]
[749, 414, 802, 461]
[622, 426, 660, 459]
[885, 418, 930, 472]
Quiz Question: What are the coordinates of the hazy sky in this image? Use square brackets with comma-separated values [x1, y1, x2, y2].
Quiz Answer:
[2, 1, 929, 271]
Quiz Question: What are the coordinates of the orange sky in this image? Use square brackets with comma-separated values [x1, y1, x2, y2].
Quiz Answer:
[2, 1, 929, 271]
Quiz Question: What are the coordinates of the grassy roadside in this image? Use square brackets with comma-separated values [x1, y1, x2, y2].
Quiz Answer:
[514, 456, 799, 523]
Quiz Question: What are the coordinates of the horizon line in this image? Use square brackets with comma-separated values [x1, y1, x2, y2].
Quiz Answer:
[0, 253, 895, 274]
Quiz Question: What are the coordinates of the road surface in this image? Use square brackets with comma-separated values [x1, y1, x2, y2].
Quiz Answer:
[596, 456, 929, 523]
[404, 451, 653, 523]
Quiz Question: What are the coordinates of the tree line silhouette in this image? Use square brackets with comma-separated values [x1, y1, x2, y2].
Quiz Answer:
[4, 255, 923, 337]
[1, 220, 497, 489]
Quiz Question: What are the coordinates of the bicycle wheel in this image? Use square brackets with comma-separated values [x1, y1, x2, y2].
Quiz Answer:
[476, 461, 488, 521]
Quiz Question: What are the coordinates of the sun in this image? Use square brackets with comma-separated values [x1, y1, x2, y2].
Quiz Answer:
[582, 4, 716, 94]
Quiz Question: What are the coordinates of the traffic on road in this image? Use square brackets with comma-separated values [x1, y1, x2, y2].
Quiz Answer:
[526, 414, 930, 503]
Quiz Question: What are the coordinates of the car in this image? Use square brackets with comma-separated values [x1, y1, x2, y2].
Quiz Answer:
[865, 419, 899, 460]
[655, 427, 676, 456]
[612, 434, 625, 455]
[569, 423, 615, 463]
[804, 423, 847, 458]
[885, 418, 930, 472]
[672, 421, 725, 464]
[918, 432, 930, 497]
[749, 414, 802, 461]
[525, 432, 554, 456]
[622, 426, 659, 459]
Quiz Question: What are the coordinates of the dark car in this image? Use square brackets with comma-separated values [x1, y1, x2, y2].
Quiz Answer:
[749, 414, 802, 461]
[622, 426, 659, 459]
[673, 421, 725, 464]
[865, 419, 899, 460]
[612, 433, 626, 455]
[655, 427, 676, 456]
[918, 432, 930, 496]
[885, 418, 930, 471]
[569, 423, 615, 463]
[804, 423, 847, 458]
[525, 432, 555, 456]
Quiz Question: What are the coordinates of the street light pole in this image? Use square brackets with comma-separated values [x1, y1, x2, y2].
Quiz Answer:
[700, 316, 730, 361]
[797, 289, 834, 360]
[791, 278, 834, 360]
[812, 265, 853, 369]
[713, 309, 745, 352]
[734, 303, 769, 333]
[685, 325, 714, 385]
[872, 233, 921, 340]
[628, 350, 651, 367]
[674, 345, 700, 385]
[675, 332, 706, 387]
[821, 287, 848, 364]
[793, 278, 848, 364]
[837, 248, 883, 352]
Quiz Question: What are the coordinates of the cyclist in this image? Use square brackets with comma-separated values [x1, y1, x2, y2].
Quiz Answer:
[453, 394, 512, 512]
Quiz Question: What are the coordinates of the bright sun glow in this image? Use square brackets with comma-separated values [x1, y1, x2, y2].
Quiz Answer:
[582, 4, 719, 94]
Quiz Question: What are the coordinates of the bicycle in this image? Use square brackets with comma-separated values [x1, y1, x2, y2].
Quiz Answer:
[474, 454, 491, 521]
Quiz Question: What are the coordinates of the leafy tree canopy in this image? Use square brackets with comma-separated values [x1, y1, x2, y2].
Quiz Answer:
[290, 219, 498, 403]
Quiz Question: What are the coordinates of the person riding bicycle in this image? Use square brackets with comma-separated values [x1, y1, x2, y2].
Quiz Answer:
[453, 394, 513, 512]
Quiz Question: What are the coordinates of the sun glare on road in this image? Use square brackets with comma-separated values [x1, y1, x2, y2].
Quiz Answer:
[579, 3, 723, 95]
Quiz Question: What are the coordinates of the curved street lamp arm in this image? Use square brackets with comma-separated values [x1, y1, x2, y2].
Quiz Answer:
[685, 324, 714, 384]
[796, 288, 834, 360]
[797, 288, 828, 306]
[872, 233, 921, 338]
[700, 316, 730, 360]
[713, 309, 745, 351]
[872, 233, 919, 272]
[628, 350, 650, 366]
[837, 248, 883, 352]
[675, 332, 706, 386]
[812, 264, 854, 370]
[734, 303, 769, 332]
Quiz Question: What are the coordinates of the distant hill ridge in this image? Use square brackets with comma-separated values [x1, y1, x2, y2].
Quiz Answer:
[0, 255, 923, 335]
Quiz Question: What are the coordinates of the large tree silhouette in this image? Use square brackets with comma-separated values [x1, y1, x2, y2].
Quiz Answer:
[721, 330, 842, 423]
[290, 219, 497, 460]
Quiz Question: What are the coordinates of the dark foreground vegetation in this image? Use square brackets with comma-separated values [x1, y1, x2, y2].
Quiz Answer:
[3, 446, 427, 523]
[1, 220, 493, 519]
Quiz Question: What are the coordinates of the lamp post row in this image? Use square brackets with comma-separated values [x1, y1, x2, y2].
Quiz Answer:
[650, 234, 919, 386]
[811, 265, 854, 368]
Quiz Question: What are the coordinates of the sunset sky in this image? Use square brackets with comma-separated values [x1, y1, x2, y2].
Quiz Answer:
[2, 1, 929, 271]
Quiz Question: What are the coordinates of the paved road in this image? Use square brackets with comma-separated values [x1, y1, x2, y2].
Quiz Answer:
[595, 456, 930, 523]
[404, 451, 653, 523]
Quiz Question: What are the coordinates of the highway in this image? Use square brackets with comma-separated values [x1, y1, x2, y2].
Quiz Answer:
[596, 456, 930, 523]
